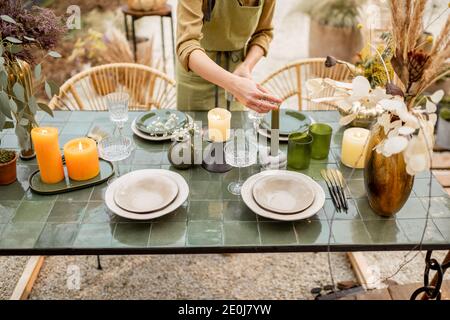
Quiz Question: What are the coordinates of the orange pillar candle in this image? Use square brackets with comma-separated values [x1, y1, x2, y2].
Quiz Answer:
[63, 138, 100, 181]
[31, 127, 65, 184]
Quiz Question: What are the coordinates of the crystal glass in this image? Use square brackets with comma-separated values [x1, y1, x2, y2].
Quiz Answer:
[225, 131, 258, 196]
[310, 123, 333, 160]
[287, 132, 313, 170]
[105, 92, 129, 135]
[98, 136, 134, 183]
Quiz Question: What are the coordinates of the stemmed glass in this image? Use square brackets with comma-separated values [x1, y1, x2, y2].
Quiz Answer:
[98, 136, 135, 184]
[225, 131, 258, 196]
[105, 92, 129, 136]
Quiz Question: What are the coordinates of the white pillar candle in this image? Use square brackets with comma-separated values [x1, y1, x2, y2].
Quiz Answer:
[341, 128, 370, 169]
[208, 108, 231, 143]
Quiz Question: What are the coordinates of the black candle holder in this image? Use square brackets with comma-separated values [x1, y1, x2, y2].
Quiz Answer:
[202, 141, 232, 173]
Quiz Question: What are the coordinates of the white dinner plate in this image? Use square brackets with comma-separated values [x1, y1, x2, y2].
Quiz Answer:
[252, 174, 315, 214]
[131, 115, 193, 141]
[105, 169, 189, 220]
[114, 174, 178, 213]
[242, 170, 325, 221]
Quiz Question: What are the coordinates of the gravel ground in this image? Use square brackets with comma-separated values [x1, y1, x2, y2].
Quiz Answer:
[1, 0, 448, 300]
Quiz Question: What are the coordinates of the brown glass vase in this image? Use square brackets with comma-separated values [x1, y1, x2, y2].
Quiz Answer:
[363, 125, 414, 217]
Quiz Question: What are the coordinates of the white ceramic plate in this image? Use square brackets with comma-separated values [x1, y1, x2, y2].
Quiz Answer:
[131, 115, 193, 141]
[242, 170, 325, 221]
[105, 169, 189, 220]
[114, 174, 178, 213]
[252, 175, 315, 214]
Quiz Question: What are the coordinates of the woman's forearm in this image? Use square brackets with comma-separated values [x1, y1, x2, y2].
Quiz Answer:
[241, 45, 265, 71]
[188, 49, 238, 92]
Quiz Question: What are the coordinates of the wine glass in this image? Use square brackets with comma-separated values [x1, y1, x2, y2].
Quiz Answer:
[105, 92, 129, 136]
[225, 131, 258, 196]
[98, 136, 135, 183]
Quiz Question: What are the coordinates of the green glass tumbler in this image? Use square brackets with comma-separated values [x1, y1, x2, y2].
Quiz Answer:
[287, 132, 313, 170]
[310, 123, 332, 160]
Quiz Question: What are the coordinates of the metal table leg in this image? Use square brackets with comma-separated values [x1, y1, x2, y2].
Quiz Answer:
[131, 17, 137, 62]
[160, 16, 167, 72]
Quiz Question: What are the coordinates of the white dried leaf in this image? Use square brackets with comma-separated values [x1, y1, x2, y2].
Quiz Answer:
[383, 136, 409, 155]
[426, 100, 437, 113]
[398, 126, 415, 135]
[430, 90, 444, 104]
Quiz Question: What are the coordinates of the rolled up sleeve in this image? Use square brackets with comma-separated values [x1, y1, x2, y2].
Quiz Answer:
[247, 0, 275, 56]
[176, 0, 205, 71]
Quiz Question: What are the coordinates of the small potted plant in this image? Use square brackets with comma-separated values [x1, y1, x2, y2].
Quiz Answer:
[0, 0, 65, 159]
[436, 96, 450, 150]
[0, 146, 18, 185]
[299, 0, 365, 62]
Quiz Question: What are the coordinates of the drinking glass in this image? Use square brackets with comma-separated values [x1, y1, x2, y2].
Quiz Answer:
[310, 123, 333, 160]
[98, 136, 134, 183]
[106, 92, 129, 135]
[225, 131, 258, 196]
[287, 132, 313, 170]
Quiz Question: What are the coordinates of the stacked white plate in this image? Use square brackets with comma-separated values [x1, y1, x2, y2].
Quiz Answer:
[105, 169, 189, 220]
[241, 170, 325, 221]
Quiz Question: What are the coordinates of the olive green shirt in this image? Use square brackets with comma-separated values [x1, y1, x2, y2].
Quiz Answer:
[177, 0, 275, 71]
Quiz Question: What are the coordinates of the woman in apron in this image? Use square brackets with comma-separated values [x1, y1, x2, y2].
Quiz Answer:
[176, 0, 281, 111]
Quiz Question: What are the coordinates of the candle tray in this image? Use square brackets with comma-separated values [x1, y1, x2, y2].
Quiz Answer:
[29, 159, 114, 195]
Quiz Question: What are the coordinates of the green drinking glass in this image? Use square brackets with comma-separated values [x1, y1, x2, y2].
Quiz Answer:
[287, 132, 313, 170]
[310, 123, 332, 160]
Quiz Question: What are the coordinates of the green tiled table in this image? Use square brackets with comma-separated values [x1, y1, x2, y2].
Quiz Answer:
[0, 111, 449, 255]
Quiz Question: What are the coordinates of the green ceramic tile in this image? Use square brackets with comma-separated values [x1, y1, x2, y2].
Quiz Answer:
[189, 201, 223, 221]
[90, 184, 108, 201]
[0, 201, 20, 223]
[74, 223, 115, 248]
[413, 179, 447, 197]
[190, 166, 222, 181]
[420, 197, 450, 218]
[149, 222, 187, 246]
[0, 182, 26, 200]
[132, 149, 164, 165]
[222, 200, 257, 221]
[289, 163, 338, 180]
[223, 222, 260, 245]
[23, 189, 58, 201]
[258, 222, 297, 245]
[57, 187, 93, 201]
[59, 134, 81, 146]
[395, 198, 427, 219]
[12, 201, 54, 223]
[398, 219, 446, 244]
[0, 223, 44, 248]
[155, 201, 188, 222]
[69, 111, 110, 122]
[363, 220, 408, 244]
[221, 183, 241, 200]
[331, 220, 371, 244]
[0, 224, 5, 237]
[294, 219, 333, 244]
[40, 111, 71, 122]
[112, 223, 151, 247]
[433, 218, 450, 242]
[38, 121, 66, 131]
[324, 199, 360, 220]
[336, 161, 364, 180]
[47, 201, 87, 223]
[347, 179, 367, 199]
[61, 121, 91, 135]
[35, 223, 79, 248]
[222, 166, 259, 183]
[164, 165, 192, 180]
[190, 181, 222, 201]
[82, 201, 114, 223]
[187, 221, 222, 246]
[355, 198, 387, 220]
[16, 165, 37, 188]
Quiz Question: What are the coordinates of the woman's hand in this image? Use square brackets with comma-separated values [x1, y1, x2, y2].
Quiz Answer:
[227, 75, 282, 113]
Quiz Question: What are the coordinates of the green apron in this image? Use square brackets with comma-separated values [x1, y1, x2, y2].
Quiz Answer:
[176, 0, 264, 111]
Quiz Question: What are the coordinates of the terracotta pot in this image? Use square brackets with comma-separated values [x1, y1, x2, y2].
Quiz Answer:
[364, 125, 414, 217]
[127, 0, 167, 11]
[309, 19, 363, 63]
[0, 152, 18, 185]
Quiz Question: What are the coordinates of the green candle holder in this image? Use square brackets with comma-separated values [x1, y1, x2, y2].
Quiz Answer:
[287, 132, 313, 170]
[310, 123, 332, 160]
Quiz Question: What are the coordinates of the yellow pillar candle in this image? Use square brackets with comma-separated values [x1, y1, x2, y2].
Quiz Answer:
[341, 128, 370, 169]
[208, 108, 231, 142]
[63, 138, 100, 181]
[31, 127, 65, 184]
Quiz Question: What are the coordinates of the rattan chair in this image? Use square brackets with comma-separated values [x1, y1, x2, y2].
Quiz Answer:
[49, 63, 176, 110]
[260, 58, 354, 110]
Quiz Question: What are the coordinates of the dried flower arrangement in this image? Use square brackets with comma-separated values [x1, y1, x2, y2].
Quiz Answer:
[0, 0, 65, 158]
[307, 0, 449, 175]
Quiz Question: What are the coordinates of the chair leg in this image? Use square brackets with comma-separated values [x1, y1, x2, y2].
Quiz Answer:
[96, 255, 103, 270]
[170, 15, 175, 70]
[160, 16, 167, 72]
